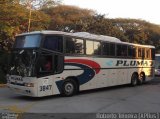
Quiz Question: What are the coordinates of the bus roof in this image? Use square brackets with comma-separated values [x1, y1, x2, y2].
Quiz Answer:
[18, 30, 155, 48]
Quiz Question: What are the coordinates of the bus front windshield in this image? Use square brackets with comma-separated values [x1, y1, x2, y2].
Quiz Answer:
[9, 50, 37, 77]
[14, 34, 41, 48]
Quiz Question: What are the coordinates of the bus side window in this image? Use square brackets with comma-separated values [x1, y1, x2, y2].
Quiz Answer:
[142, 48, 145, 59]
[65, 37, 84, 54]
[151, 48, 155, 60]
[145, 48, 151, 59]
[86, 40, 101, 55]
[137, 47, 145, 59]
[94, 41, 101, 55]
[116, 44, 127, 57]
[102, 42, 110, 56]
[37, 54, 64, 76]
[43, 36, 63, 52]
[86, 40, 94, 55]
[110, 43, 115, 56]
[53, 54, 64, 73]
[128, 45, 136, 58]
[137, 47, 142, 58]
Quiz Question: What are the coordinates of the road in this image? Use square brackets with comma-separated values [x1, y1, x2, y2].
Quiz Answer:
[0, 77, 160, 119]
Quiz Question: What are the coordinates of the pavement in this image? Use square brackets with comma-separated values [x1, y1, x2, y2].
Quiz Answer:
[0, 77, 160, 119]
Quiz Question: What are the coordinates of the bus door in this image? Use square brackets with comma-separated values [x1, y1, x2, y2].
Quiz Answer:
[37, 53, 64, 96]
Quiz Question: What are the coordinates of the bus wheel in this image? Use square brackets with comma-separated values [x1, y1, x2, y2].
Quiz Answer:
[62, 79, 78, 96]
[131, 73, 138, 86]
[138, 73, 145, 85]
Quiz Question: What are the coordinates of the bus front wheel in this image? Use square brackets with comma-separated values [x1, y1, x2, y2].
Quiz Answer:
[131, 73, 138, 86]
[62, 79, 78, 96]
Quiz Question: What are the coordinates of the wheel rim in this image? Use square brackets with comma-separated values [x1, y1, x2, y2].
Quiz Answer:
[64, 83, 74, 94]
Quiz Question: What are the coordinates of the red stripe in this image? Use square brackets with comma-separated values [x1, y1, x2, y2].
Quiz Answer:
[65, 59, 100, 74]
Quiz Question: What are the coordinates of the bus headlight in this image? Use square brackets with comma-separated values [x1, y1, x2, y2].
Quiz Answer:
[25, 83, 34, 87]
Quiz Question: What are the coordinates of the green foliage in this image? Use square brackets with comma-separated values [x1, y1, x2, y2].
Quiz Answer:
[110, 18, 160, 50]
[0, 0, 51, 51]
[20, 0, 60, 9]
[42, 5, 95, 31]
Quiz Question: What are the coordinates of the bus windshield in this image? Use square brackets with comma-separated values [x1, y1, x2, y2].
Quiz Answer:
[9, 50, 37, 77]
[14, 34, 41, 48]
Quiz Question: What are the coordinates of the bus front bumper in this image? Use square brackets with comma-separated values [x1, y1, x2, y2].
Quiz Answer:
[7, 83, 38, 97]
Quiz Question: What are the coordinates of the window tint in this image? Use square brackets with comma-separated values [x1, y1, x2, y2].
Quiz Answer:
[65, 37, 84, 54]
[86, 40, 101, 55]
[128, 46, 136, 57]
[138, 48, 142, 57]
[137, 47, 146, 58]
[151, 48, 155, 60]
[39, 55, 53, 72]
[43, 36, 63, 52]
[102, 43, 110, 55]
[94, 41, 101, 55]
[145, 49, 150, 59]
[102, 43, 115, 56]
[37, 54, 64, 77]
[14, 35, 41, 48]
[110, 43, 115, 56]
[142, 48, 145, 58]
[117, 44, 127, 56]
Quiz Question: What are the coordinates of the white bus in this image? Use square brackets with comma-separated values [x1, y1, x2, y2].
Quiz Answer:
[7, 31, 155, 97]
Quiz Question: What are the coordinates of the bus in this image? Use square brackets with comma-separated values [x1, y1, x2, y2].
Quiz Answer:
[155, 54, 160, 76]
[7, 31, 155, 97]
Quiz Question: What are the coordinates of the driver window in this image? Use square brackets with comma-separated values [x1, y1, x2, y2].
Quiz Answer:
[39, 55, 52, 72]
[37, 54, 64, 77]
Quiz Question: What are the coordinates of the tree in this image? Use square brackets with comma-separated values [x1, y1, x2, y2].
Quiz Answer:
[42, 6, 128, 42]
[20, 0, 60, 9]
[42, 5, 95, 31]
[0, 0, 50, 51]
[110, 18, 160, 52]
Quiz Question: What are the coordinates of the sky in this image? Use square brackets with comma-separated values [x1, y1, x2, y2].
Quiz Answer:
[63, 0, 160, 25]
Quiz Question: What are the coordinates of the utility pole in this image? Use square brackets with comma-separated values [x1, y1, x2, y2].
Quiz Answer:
[27, 1, 32, 32]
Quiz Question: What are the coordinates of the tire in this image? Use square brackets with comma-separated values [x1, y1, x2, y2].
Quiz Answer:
[131, 73, 138, 86]
[138, 73, 145, 85]
[62, 79, 78, 96]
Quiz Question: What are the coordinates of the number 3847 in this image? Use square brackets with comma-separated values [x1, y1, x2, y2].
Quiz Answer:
[40, 85, 52, 91]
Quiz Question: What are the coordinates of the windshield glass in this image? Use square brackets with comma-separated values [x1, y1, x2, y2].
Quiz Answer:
[9, 50, 37, 77]
[14, 34, 41, 48]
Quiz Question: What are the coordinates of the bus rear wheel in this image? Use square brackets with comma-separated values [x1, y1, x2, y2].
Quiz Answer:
[138, 73, 145, 85]
[131, 73, 138, 86]
[62, 79, 78, 96]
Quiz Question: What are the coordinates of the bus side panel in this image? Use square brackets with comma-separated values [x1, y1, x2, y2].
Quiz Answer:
[37, 77, 53, 97]
[52, 57, 154, 94]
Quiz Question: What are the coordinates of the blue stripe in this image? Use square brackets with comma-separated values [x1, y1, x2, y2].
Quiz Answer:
[56, 63, 95, 93]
